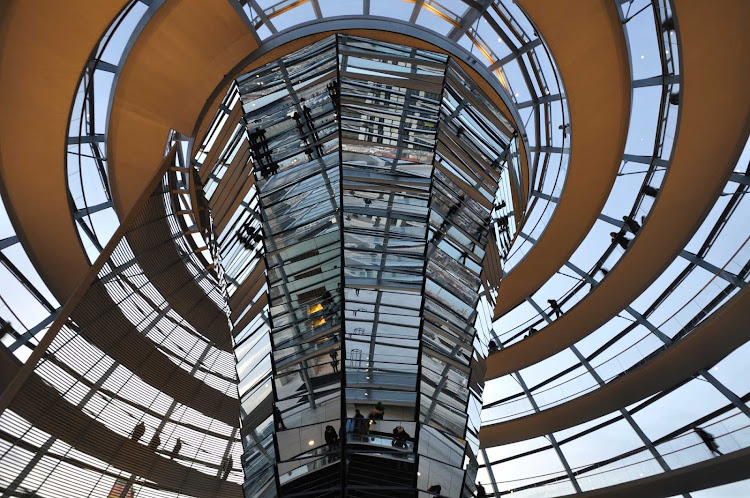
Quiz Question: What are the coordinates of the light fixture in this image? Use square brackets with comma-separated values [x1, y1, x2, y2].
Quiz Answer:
[640, 55, 645, 59]
[417, 472, 421, 476]
[308, 440, 315, 446]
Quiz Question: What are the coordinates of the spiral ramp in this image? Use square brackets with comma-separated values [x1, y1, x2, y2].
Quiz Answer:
[0, 0, 748, 497]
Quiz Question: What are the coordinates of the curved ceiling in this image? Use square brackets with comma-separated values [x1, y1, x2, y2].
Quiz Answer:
[491, 0, 631, 319]
[481, 283, 750, 447]
[109, 16, 525, 219]
[108, 0, 259, 217]
[0, 1, 123, 300]
[0, 1, 748, 496]
[485, 0, 750, 379]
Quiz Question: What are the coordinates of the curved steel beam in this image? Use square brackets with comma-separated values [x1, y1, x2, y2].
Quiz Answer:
[485, 0, 750, 378]
[491, 0, 631, 319]
[480, 284, 750, 447]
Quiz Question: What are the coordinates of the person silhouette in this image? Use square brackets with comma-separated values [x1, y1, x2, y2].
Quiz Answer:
[148, 432, 160, 451]
[171, 438, 182, 459]
[131, 421, 145, 442]
[610, 231, 631, 250]
[547, 299, 562, 318]
[695, 427, 723, 456]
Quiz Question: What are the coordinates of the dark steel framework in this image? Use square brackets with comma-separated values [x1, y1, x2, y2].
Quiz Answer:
[1, 1, 748, 497]
[0, 148, 243, 497]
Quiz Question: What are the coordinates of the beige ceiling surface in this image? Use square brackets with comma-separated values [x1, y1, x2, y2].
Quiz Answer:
[0, 0, 126, 300]
[486, 0, 750, 379]
[108, 0, 260, 217]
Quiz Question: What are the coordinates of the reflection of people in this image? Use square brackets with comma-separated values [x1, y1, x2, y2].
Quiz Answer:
[392, 426, 411, 470]
[325, 425, 340, 446]
[324, 425, 340, 464]
[274, 404, 286, 430]
[488, 340, 498, 353]
[354, 409, 368, 436]
[330, 350, 339, 373]
[427, 484, 442, 497]
[392, 426, 410, 448]
[371, 401, 385, 420]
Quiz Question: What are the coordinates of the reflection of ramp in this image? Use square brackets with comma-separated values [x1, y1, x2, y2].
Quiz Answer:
[279, 457, 340, 497]
[347, 452, 415, 496]
[292, 375, 340, 406]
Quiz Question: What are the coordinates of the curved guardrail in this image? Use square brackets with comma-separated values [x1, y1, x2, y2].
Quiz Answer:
[65, 0, 163, 261]
[490, 0, 682, 349]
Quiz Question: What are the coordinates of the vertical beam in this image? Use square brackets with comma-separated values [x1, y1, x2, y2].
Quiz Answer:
[218, 427, 239, 478]
[699, 369, 750, 420]
[334, 33, 348, 496]
[226, 0, 262, 45]
[488, 326, 581, 493]
[680, 250, 745, 288]
[515, 370, 582, 493]
[247, 0, 277, 34]
[481, 448, 501, 497]
[257, 58, 343, 412]
[310, 0, 322, 18]
[363, 47, 420, 372]
[448, 0, 493, 41]
[409, 0, 424, 23]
